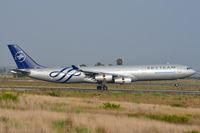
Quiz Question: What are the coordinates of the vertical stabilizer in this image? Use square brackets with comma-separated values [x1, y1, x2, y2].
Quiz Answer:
[8, 44, 44, 69]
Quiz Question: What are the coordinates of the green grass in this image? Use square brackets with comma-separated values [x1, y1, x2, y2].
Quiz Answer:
[75, 125, 91, 133]
[14, 89, 200, 107]
[74, 107, 84, 114]
[48, 90, 61, 97]
[49, 103, 69, 112]
[0, 92, 19, 102]
[0, 116, 9, 123]
[52, 118, 92, 133]
[1, 78, 200, 107]
[184, 131, 200, 133]
[127, 113, 140, 118]
[146, 114, 191, 124]
[102, 102, 121, 110]
[151, 92, 168, 97]
[95, 127, 107, 133]
[52, 118, 73, 133]
[170, 103, 186, 108]
[53, 119, 65, 130]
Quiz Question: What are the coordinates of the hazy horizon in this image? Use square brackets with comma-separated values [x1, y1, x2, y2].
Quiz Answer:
[1, 1, 200, 69]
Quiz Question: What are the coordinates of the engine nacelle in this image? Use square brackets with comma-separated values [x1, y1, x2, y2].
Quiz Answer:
[95, 74, 113, 81]
[114, 77, 132, 84]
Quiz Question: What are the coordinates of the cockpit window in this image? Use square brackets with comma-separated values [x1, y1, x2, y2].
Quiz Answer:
[187, 67, 192, 70]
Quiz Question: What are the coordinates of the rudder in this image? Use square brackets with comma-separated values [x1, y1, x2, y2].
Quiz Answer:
[8, 44, 44, 69]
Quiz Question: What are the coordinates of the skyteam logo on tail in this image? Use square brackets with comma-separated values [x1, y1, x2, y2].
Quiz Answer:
[15, 51, 26, 62]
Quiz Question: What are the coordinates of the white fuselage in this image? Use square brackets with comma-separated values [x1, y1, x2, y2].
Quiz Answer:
[27, 64, 196, 84]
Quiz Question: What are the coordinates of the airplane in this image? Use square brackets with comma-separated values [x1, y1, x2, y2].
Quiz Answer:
[8, 44, 196, 90]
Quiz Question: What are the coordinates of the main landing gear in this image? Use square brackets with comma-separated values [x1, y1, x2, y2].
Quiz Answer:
[96, 82, 108, 91]
[174, 83, 180, 87]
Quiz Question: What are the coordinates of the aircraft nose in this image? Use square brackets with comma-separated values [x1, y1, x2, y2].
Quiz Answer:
[190, 69, 196, 75]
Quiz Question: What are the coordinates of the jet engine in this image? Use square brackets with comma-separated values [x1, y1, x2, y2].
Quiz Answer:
[95, 74, 113, 81]
[114, 77, 132, 84]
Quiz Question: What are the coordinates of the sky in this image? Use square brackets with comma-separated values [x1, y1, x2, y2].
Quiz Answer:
[0, 0, 200, 69]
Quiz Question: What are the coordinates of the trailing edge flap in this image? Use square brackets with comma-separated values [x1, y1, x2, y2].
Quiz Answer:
[10, 69, 30, 76]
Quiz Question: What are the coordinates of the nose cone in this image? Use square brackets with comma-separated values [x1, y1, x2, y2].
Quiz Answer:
[189, 69, 196, 76]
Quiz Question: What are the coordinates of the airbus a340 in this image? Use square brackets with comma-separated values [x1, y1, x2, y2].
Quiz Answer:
[8, 44, 196, 90]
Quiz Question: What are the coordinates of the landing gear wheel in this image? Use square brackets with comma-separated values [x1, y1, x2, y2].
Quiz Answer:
[96, 84, 108, 91]
[97, 86, 102, 90]
[103, 85, 108, 90]
[174, 83, 179, 87]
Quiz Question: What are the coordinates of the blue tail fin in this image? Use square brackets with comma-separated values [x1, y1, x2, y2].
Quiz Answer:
[8, 44, 45, 69]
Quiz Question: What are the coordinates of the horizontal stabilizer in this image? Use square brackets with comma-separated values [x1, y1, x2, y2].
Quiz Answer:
[10, 69, 30, 76]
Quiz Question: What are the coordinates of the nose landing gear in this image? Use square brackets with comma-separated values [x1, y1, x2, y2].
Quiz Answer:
[174, 83, 180, 87]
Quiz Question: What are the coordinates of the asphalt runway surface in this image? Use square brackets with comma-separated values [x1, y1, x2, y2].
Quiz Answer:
[0, 86, 200, 95]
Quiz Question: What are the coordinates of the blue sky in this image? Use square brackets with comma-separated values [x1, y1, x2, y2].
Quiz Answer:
[0, 0, 200, 69]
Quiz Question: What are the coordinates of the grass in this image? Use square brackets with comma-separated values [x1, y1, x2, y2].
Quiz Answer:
[48, 90, 61, 97]
[75, 107, 84, 114]
[102, 102, 121, 110]
[38, 90, 200, 108]
[0, 94, 198, 133]
[0, 92, 19, 102]
[95, 127, 107, 133]
[151, 92, 168, 97]
[53, 119, 66, 131]
[52, 118, 91, 133]
[75, 125, 91, 133]
[146, 114, 191, 124]
[0, 78, 199, 132]
[184, 131, 200, 133]
[0, 116, 9, 123]
[49, 103, 68, 112]
[52, 118, 73, 133]
[53, 118, 91, 133]
[127, 113, 140, 118]
[170, 103, 186, 108]
[1, 88, 200, 108]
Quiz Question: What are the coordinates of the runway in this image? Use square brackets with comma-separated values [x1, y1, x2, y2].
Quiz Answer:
[0, 86, 200, 95]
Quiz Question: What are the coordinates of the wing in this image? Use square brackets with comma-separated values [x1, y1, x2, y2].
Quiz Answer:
[72, 65, 133, 79]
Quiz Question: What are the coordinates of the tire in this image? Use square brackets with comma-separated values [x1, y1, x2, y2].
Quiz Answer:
[105, 86, 108, 90]
[174, 83, 179, 87]
[97, 86, 102, 90]
[103, 86, 108, 91]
